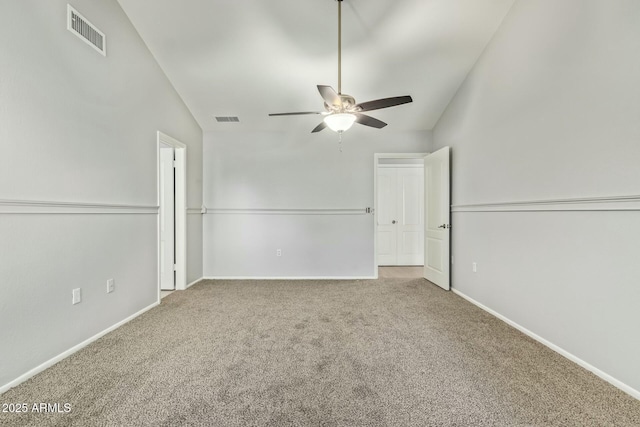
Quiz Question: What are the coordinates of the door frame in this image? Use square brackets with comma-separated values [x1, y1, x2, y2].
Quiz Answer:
[373, 153, 429, 278]
[157, 131, 187, 299]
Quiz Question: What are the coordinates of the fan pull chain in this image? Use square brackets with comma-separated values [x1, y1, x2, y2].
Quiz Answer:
[338, 131, 343, 152]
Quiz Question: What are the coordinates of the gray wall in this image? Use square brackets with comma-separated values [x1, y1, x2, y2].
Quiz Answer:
[0, 1, 202, 390]
[433, 0, 640, 393]
[203, 129, 431, 277]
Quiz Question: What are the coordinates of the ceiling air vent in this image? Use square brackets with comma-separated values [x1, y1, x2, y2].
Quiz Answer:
[67, 4, 106, 56]
[215, 116, 240, 123]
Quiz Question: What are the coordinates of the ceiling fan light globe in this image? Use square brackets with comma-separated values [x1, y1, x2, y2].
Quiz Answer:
[324, 113, 356, 133]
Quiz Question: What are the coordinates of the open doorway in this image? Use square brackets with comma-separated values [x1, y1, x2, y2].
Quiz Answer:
[374, 153, 428, 279]
[157, 132, 187, 301]
[373, 149, 452, 288]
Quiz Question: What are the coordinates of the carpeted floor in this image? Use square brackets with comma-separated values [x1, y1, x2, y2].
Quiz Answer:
[1, 278, 639, 426]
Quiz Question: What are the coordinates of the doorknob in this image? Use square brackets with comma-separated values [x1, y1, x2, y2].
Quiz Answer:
[392, 220, 397, 224]
[438, 224, 446, 228]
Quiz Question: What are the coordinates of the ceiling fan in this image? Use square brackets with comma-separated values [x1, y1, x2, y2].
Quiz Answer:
[269, 0, 413, 134]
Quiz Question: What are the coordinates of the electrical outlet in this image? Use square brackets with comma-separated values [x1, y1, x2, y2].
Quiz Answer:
[72, 288, 81, 305]
[276, 249, 282, 257]
[107, 279, 115, 293]
[472, 262, 477, 273]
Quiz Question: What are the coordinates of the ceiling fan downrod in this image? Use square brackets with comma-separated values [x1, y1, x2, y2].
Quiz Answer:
[337, 0, 342, 95]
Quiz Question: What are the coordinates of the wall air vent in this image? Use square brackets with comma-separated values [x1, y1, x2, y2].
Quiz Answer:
[215, 116, 240, 123]
[67, 4, 106, 56]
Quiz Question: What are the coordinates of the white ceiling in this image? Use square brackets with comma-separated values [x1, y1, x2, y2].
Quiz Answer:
[117, 0, 514, 133]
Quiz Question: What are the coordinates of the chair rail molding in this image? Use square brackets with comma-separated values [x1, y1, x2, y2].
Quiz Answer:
[0, 199, 158, 214]
[451, 194, 640, 212]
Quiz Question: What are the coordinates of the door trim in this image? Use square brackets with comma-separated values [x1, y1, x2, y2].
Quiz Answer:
[373, 153, 429, 278]
[157, 131, 187, 299]
[377, 164, 424, 169]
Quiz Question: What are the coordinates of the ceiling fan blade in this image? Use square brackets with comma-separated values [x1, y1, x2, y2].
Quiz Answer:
[355, 95, 413, 112]
[269, 112, 322, 116]
[317, 85, 342, 108]
[311, 122, 327, 133]
[354, 113, 387, 129]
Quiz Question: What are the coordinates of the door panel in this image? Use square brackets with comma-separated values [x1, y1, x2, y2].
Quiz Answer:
[401, 178, 422, 225]
[400, 231, 422, 255]
[396, 168, 424, 265]
[423, 147, 450, 290]
[377, 171, 396, 224]
[377, 231, 395, 262]
[426, 238, 443, 270]
[377, 168, 397, 266]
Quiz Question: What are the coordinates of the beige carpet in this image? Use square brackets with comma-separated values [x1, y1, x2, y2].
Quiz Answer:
[1, 278, 639, 426]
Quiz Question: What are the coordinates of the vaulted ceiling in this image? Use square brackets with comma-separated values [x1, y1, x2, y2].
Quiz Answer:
[117, 0, 514, 133]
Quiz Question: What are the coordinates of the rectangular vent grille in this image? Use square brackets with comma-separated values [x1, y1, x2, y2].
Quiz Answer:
[67, 5, 106, 56]
[215, 116, 240, 123]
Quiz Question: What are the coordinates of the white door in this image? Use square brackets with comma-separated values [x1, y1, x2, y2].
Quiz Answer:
[377, 166, 424, 266]
[423, 147, 451, 290]
[377, 168, 397, 265]
[396, 167, 424, 265]
[160, 147, 175, 290]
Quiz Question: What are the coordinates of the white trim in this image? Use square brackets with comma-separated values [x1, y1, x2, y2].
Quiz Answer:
[373, 153, 429, 279]
[377, 164, 424, 169]
[157, 131, 186, 149]
[203, 276, 377, 281]
[157, 132, 188, 292]
[204, 208, 368, 216]
[186, 207, 202, 214]
[451, 194, 640, 212]
[0, 301, 158, 394]
[451, 288, 640, 400]
[375, 153, 430, 159]
[0, 199, 157, 214]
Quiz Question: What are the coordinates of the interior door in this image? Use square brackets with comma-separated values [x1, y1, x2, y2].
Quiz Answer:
[423, 147, 451, 290]
[160, 147, 175, 290]
[376, 167, 397, 265]
[396, 167, 424, 265]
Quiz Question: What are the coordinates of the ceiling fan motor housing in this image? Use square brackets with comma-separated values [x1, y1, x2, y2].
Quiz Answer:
[324, 94, 356, 113]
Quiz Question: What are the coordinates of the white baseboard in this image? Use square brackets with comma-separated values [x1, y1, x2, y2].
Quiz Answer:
[451, 288, 640, 401]
[203, 276, 377, 281]
[0, 301, 159, 395]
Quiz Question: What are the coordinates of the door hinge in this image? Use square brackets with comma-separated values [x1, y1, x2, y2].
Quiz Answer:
[173, 264, 177, 271]
[172, 160, 177, 168]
